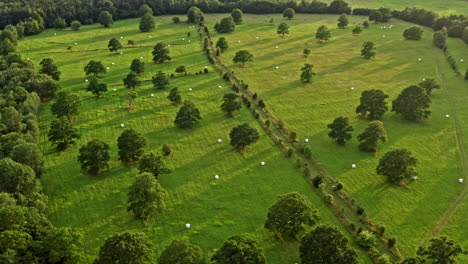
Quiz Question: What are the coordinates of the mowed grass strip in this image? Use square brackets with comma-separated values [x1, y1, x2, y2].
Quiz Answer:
[207, 13, 468, 257]
[20, 18, 372, 263]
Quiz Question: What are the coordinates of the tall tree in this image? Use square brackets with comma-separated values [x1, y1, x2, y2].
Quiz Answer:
[159, 239, 205, 264]
[416, 236, 466, 264]
[108, 38, 123, 53]
[265, 192, 318, 238]
[98, 11, 113, 27]
[433, 31, 446, 49]
[86, 77, 107, 97]
[130, 58, 144, 75]
[174, 101, 202, 130]
[138, 4, 153, 16]
[221, 93, 242, 117]
[187, 7, 204, 23]
[216, 37, 229, 53]
[139, 13, 155, 32]
[117, 129, 146, 165]
[94, 232, 155, 264]
[300, 225, 358, 264]
[215, 17, 235, 34]
[84, 60, 106, 77]
[232, 50, 253, 66]
[48, 117, 81, 150]
[77, 139, 110, 175]
[211, 236, 266, 264]
[0, 158, 39, 198]
[39, 58, 61, 80]
[352, 26, 363, 35]
[0, 38, 17, 55]
[316, 25, 331, 42]
[357, 121, 387, 153]
[53, 17, 67, 29]
[127, 173, 167, 221]
[376, 149, 418, 184]
[355, 89, 388, 119]
[327, 116, 353, 145]
[43, 227, 85, 264]
[152, 43, 171, 63]
[403, 26, 424, 40]
[71, 21, 81, 31]
[123, 72, 140, 90]
[229, 123, 259, 154]
[369, 10, 384, 23]
[361, 41, 376, 59]
[152, 71, 169, 90]
[283, 8, 295, 20]
[300, 63, 316, 83]
[231, 9, 244, 24]
[10, 142, 44, 177]
[337, 13, 349, 28]
[167, 88, 182, 105]
[392, 85, 431, 121]
[50, 90, 82, 119]
[277, 23, 290, 37]
[137, 152, 171, 178]
[418, 78, 440, 95]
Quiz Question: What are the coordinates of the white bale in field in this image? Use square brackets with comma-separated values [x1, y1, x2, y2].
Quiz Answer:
[275, 46, 279, 48]
[351, 87, 355, 90]
[150, 94, 154, 97]
[218, 85, 222, 88]
[140, 56, 143, 59]
[54, 33, 57, 35]
[189, 88, 192, 91]
[217, 139, 222, 143]
[113, 88, 117, 91]
[74, 42, 78, 45]
[106, 67, 110, 70]
[111, 62, 115, 65]
[275, 66, 279, 69]
[215, 175, 219, 179]
[446, 114, 450, 118]
[85, 79, 89, 82]
[120, 124, 125, 127]
[459, 178, 464, 183]
[305, 138, 309, 143]
[120, 52, 123, 55]
[261, 161, 266, 166]
[412, 176, 418, 180]
[186, 223, 191, 228]
[418, 58, 422, 61]
[351, 164, 356, 168]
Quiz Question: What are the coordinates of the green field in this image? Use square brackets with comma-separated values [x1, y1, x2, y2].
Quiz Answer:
[322, 0, 468, 15]
[206, 13, 468, 260]
[20, 17, 373, 263]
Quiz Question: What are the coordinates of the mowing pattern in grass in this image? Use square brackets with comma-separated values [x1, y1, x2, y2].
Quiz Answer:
[334, 0, 468, 15]
[20, 18, 372, 263]
[208, 13, 468, 257]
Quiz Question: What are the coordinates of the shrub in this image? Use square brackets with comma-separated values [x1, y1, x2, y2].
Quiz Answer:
[325, 194, 333, 204]
[357, 206, 365, 215]
[162, 144, 171, 156]
[296, 158, 302, 168]
[356, 230, 376, 248]
[71, 20, 81, 30]
[204, 68, 209, 74]
[172, 17, 181, 24]
[287, 148, 293, 157]
[387, 238, 396, 248]
[403, 26, 424, 40]
[312, 175, 323, 188]
[335, 183, 343, 191]
[278, 119, 284, 129]
[303, 145, 312, 159]
[265, 120, 271, 128]
[304, 167, 311, 177]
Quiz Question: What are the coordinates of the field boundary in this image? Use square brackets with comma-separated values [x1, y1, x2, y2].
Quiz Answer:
[197, 25, 402, 262]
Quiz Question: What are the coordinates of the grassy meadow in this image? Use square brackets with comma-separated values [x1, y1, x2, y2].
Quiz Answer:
[19, 18, 373, 263]
[206, 13, 468, 259]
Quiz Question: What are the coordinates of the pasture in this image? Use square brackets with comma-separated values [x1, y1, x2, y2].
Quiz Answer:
[207, 13, 468, 259]
[19, 18, 372, 263]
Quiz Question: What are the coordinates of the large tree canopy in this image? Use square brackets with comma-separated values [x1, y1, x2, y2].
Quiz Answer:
[211, 235, 266, 264]
[94, 231, 155, 264]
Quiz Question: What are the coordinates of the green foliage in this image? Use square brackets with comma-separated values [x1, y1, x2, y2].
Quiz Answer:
[71, 21, 81, 30]
[327, 116, 353, 145]
[94, 231, 155, 264]
[152, 43, 171, 63]
[361, 41, 376, 59]
[418, 78, 440, 95]
[277, 23, 290, 37]
[229, 123, 259, 153]
[300, 225, 358, 264]
[231, 9, 243, 25]
[127, 40, 136, 46]
[39, 58, 61, 81]
[84, 60, 106, 77]
[363, 21, 369, 28]
[86, 77, 107, 97]
[463, 28, 468, 44]
[221, 93, 241, 116]
[356, 230, 376, 248]
[392, 85, 431, 121]
[138, 4, 153, 16]
[43, 227, 85, 264]
[433, 31, 446, 49]
[130, 58, 144, 75]
[187, 7, 204, 24]
[139, 13, 155, 32]
[377, 149, 418, 184]
[264, 192, 318, 238]
[216, 37, 229, 53]
[152, 71, 169, 90]
[211, 235, 266, 264]
[11, 142, 44, 177]
[357, 121, 387, 153]
[117, 129, 146, 164]
[53, 17, 67, 29]
[162, 144, 171, 156]
[77, 139, 110, 175]
[174, 100, 202, 130]
[0, 39, 17, 55]
[315, 25, 331, 41]
[167, 87, 182, 105]
[0, 158, 39, 198]
[108, 38, 123, 52]
[337, 13, 349, 29]
[416, 236, 466, 264]
[300, 63, 316, 83]
[352, 26, 362, 35]
[232, 50, 253, 66]
[51, 90, 81, 119]
[369, 10, 384, 22]
[158, 239, 205, 264]
[175, 65, 186, 74]
[172, 17, 181, 24]
[98, 11, 113, 27]
[215, 17, 235, 34]
[137, 152, 171, 178]
[127, 173, 167, 221]
[48, 117, 80, 150]
[403, 26, 424, 40]
[283, 8, 295, 20]
[303, 48, 311, 57]
[123, 71, 140, 90]
[356, 89, 388, 119]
